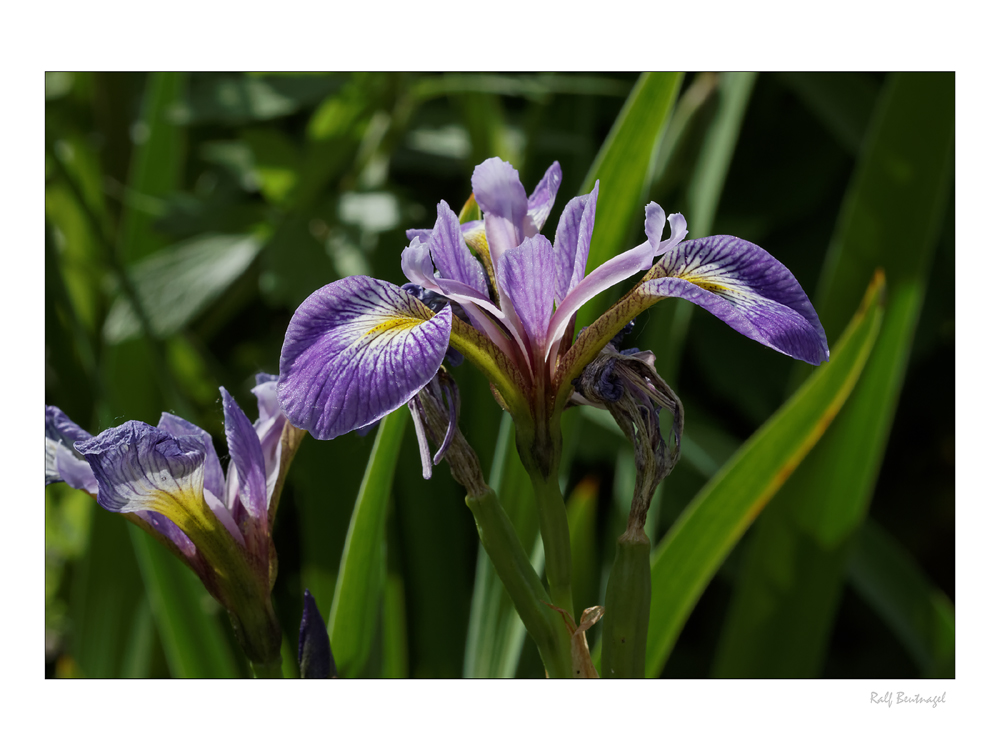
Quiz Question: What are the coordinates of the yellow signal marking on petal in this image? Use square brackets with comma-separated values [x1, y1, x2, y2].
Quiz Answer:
[364, 316, 422, 338]
[682, 274, 731, 295]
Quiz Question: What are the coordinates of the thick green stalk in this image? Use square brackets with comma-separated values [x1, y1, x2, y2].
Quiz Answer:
[512, 409, 575, 620]
[602, 527, 651, 678]
[526, 469, 575, 618]
[466, 487, 573, 678]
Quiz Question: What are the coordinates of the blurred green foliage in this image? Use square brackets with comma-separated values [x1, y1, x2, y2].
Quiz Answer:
[45, 72, 953, 678]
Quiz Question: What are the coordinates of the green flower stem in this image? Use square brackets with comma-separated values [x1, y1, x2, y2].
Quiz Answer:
[527, 469, 575, 618]
[251, 658, 284, 678]
[601, 527, 652, 678]
[466, 487, 573, 678]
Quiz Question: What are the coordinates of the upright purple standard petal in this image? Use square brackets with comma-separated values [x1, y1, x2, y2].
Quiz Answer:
[472, 157, 528, 257]
[553, 182, 598, 302]
[278, 276, 454, 440]
[495, 235, 557, 351]
[428, 201, 490, 297]
[645, 235, 829, 365]
[76, 422, 206, 515]
[251, 375, 288, 505]
[545, 206, 685, 363]
[525, 161, 562, 235]
[222, 387, 269, 521]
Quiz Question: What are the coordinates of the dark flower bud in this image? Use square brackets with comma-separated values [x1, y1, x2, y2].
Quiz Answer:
[298, 589, 337, 678]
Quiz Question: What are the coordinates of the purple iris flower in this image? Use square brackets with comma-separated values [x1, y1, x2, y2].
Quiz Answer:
[277, 157, 828, 445]
[45, 375, 301, 667]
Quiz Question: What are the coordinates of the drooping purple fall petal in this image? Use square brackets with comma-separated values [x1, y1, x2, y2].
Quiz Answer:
[157, 411, 243, 543]
[278, 276, 454, 440]
[75, 421, 207, 516]
[45, 406, 98, 493]
[644, 235, 829, 365]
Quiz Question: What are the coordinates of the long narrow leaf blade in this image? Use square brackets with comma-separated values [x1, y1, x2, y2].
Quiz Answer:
[847, 518, 955, 677]
[646, 271, 886, 677]
[128, 526, 242, 677]
[328, 406, 408, 677]
[463, 414, 537, 677]
[712, 73, 954, 677]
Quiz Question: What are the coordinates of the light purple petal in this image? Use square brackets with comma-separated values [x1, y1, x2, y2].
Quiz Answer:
[251, 376, 288, 506]
[645, 202, 666, 253]
[472, 157, 527, 258]
[401, 236, 437, 290]
[157, 413, 225, 502]
[495, 235, 556, 350]
[428, 201, 490, 297]
[545, 206, 688, 364]
[45, 406, 97, 493]
[134, 509, 198, 560]
[278, 276, 453, 440]
[552, 181, 598, 303]
[222, 387, 269, 521]
[76, 421, 206, 515]
[525, 161, 562, 235]
[646, 235, 829, 364]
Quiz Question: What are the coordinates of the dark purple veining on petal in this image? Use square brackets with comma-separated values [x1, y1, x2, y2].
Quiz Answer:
[158, 412, 225, 501]
[278, 276, 453, 440]
[428, 201, 490, 297]
[648, 235, 829, 365]
[76, 421, 206, 514]
[222, 388, 269, 521]
[45, 406, 98, 492]
[495, 235, 557, 351]
[552, 181, 598, 302]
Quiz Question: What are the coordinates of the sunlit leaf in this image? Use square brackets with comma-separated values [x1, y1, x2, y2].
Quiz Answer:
[328, 407, 408, 677]
[645, 271, 885, 677]
[713, 73, 954, 677]
[103, 234, 263, 343]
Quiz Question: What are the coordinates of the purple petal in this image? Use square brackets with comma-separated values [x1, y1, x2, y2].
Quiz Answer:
[157, 413, 225, 501]
[75, 421, 206, 515]
[405, 227, 431, 243]
[251, 376, 288, 506]
[545, 207, 687, 362]
[645, 202, 666, 253]
[646, 235, 829, 364]
[222, 387, 269, 521]
[134, 509, 198, 560]
[552, 181, 598, 302]
[278, 276, 453, 440]
[401, 236, 437, 289]
[428, 201, 490, 297]
[525, 161, 562, 235]
[495, 234, 556, 350]
[45, 406, 98, 493]
[472, 157, 527, 257]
